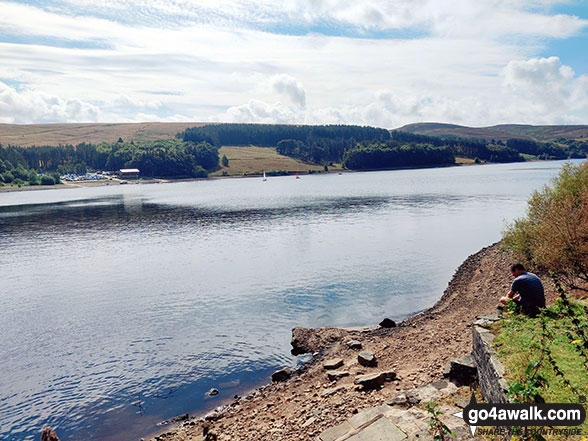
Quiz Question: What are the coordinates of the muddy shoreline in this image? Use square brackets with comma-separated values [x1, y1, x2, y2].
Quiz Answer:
[143, 242, 557, 441]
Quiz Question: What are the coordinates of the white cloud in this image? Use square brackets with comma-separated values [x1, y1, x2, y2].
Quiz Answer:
[501, 56, 588, 123]
[3, 0, 587, 39]
[0, 1, 587, 126]
[225, 99, 303, 123]
[0, 81, 101, 124]
[504, 56, 574, 97]
[109, 94, 163, 110]
[270, 74, 306, 109]
[132, 112, 194, 122]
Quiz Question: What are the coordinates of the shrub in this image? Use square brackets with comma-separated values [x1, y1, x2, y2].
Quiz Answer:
[503, 161, 588, 291]
[28, 171, 40, 185]
[41, 175, 56, 185]
[12, 167, 29, 180]
[49, 172, 61, 184]
[2, 171, 14, 183]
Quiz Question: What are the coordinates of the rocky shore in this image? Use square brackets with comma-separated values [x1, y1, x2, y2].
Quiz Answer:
[145, 242, 556, 441]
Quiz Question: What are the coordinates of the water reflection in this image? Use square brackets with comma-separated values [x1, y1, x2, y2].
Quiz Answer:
[0, 162, 574, 441]
[0, 193, 480, 238]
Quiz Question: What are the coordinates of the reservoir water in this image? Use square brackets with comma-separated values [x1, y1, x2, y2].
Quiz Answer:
[0, 161, 576, 440]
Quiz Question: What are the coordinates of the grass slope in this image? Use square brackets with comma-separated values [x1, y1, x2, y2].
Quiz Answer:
[398, 122, 588, 142]
[0, 122, 209, 147]
[213, 145, 340, 176]
[4, 121, 588, 147]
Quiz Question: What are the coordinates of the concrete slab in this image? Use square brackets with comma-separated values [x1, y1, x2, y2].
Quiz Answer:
[318, 421, 353, 441]
[345, 417, 407, 441]
[348, 405, 390, 429]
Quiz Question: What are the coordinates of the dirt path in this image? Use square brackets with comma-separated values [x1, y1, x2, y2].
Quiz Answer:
[151, 242, 557, 441]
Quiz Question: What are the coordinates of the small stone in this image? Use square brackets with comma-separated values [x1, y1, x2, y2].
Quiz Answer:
[379, 318, 397, 328]
[387, 394, 408, 405]
[346, 340, 362, 350]
[405, 390, 421, 405]
[358, 351, 377, 367]
[320, 386, 346, 397]
[354, 371, 395, 389]
[327, 371, 350, 381]
[456, 396, 471, 409]
[41, 427, 59, 441]
[206, 388, 219, 396]
[323, 358, 344, 370]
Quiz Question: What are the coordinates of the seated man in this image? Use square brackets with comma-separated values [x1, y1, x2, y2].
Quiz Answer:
[500, 263, 545, 316]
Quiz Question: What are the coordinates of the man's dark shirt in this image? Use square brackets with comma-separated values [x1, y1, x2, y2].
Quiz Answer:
[512, 272, 545, 315]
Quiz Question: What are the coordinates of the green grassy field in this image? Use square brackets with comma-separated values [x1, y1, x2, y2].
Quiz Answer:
[213, 145, 342, 176]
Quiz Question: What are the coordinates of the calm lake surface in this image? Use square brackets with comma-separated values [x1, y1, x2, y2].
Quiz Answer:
[0, 161, 576, 440]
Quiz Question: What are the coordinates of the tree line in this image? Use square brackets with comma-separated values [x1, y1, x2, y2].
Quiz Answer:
[0, 139, 220, 186]
[0, 146, 61, 186]
[342, 142, 455, 169]
[2, 124, 587, 187]
[182, 123, 390, 148]
[505, 138, 588, 160]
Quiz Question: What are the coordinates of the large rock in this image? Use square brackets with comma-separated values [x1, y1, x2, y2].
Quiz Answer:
[354, 371, 396, 389]
[379, 318, 397, 328]
[358, 350, 377, 367]
[271, 367, 293, 382]
[443, 354, 477, 386]
[323, 358, 344, 370]
[291, 327, 322, 355]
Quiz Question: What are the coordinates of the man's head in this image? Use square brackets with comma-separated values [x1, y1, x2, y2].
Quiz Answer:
[510, 263, 526, 277]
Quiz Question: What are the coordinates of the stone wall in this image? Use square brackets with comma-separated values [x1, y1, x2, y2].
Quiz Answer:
[471, 315, 510, 404]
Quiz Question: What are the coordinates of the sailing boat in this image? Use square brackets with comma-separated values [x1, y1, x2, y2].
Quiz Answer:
[263, 171, 267, 181]
[295, 172, 300, 179]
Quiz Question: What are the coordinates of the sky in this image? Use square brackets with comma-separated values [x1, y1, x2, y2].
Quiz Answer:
[0, 0, 587, 128]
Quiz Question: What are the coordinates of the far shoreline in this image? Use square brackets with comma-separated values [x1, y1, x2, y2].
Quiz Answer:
[0, 158, 525, 195]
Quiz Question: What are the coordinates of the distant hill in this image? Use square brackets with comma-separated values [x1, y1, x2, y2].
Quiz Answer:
[0, 122, 208, 147]
[4, 121, 588, 148]
[397, 123, 588, 142]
